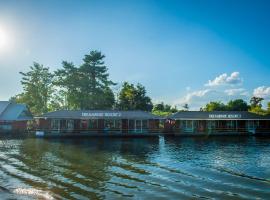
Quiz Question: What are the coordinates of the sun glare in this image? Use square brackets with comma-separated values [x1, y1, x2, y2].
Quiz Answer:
[0, 26, 9, 50]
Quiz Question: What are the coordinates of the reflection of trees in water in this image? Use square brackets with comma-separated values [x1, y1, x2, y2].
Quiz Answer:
[17, 137, 160, 199]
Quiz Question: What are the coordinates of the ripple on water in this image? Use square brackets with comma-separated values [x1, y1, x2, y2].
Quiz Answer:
[0, 137, 270, 199]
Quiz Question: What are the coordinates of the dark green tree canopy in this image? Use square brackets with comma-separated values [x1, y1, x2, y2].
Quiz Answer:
[153, 102, 178, 113]
[227, 99, 249, 111]
[203, 101, 227, 111]
[117, 82, 153, 111]
[54, 51, 115, 110]
[250, 96, 264, 108]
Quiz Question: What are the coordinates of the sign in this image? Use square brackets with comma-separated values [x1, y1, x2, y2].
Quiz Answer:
[208, 114, 242, 119]
[82, 112, 122, 117]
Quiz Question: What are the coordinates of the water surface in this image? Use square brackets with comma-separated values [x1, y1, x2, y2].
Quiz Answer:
[0, 136, 270, 199]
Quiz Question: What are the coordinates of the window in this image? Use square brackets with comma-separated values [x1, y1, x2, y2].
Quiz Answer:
[136, 120, 142, 132]
[51, 119, 60, 130]
[88, 119, 98, 130]
[182, 120, 193, 129]
[142, 120, 148, 131]
[81, 120, 88, 129]
[226, 120, 235, 129]
[67, 120, 74, 131]
[129, 120, 135, 132]
[115, 120, 121, 129]
[104, 119, 121, 130]
[104, 119, 114, 129]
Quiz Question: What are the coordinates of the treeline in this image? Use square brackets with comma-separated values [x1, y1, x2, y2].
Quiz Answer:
[201, 98, 270, 115]
[10, 50, 270, 116]
[11, 51, 154, 115]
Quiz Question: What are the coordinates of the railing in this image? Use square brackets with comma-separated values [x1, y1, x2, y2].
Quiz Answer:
[35, 128, 167, 134]
[172, 127, 270, 134]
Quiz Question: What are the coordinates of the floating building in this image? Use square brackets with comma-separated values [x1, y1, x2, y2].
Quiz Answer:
[169, 111, 270, 136]
[0, 101, 33, 133]
[35, 110, 163, 137]
[34, 110, 270, 137]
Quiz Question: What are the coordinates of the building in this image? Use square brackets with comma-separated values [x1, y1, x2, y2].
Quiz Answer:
[0, 101, 33, 133]
[35, 110, 163, 137]
[168, 111, 270, 136]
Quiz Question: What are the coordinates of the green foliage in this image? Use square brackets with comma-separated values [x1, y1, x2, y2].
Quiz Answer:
[152, 110, 171, 117]
[249, 106, 268, 115]
[54, 51, 115, 110]
[203, 101, 227, 111]
[227, 99, 249, 111]
[117, 82, 153, 111]
[13, 63, 53, 115]
[202, 98, 268, 115]
[248, 97, 267, 115]
[152, 102, 178, 116]
[267, 102, 270, 114]
[250, 96, 264, 108]
[182, 103, 189, 111]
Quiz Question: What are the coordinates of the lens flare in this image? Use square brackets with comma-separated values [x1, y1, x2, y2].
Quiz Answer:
[0, 26, 9, 50]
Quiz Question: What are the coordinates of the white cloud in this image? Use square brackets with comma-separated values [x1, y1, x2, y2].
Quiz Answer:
[176, 88, 249, 110]
[205, 72, 243, 87]
[224, 88, 249, 96]
[253, 86, 270, 99]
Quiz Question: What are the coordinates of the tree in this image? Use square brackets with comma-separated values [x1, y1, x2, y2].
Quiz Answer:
[54, 51, 115, 110]
[250, 96, 264, 108]
[267, 102, 270, 114]
[13, 63, 53, 115]
[203, 101, 226, 111]
[117, 82, 153, 111]
[227, 99, 249, 111]
[152, 102, 178, 116]
[182, 103, 189, 111]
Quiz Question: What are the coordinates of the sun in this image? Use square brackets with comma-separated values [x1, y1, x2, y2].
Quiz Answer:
[0, 27, 9, 49]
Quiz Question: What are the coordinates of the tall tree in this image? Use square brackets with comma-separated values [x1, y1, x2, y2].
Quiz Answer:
[80, 51, 115, 109]
[54, 61, 82, 109]
[55, 51, 115, 110]
[182, 103, 189, 111]
[117, 82, 153, 111]
[15, 63, 53, 115]
[250, 96, 264, 108]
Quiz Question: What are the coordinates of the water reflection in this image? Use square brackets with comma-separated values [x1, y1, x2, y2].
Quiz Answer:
[0, 136, 270, 199]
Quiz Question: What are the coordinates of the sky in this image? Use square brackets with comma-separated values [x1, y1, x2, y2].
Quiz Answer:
[0, 0, 270, 110]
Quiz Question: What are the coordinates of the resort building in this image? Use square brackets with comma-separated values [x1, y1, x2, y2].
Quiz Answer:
[169, 111, 270, 135]
[36, 110, 162, 136]
[0, 101, 33, 133]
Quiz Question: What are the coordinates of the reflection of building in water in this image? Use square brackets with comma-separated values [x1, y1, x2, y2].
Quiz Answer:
[168, 111, 270, 136]
[19, 138, 118, 199]
[16, 137, 161, 199]
[35, 110, 162, 137]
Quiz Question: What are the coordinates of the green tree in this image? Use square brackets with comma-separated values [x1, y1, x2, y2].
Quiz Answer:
[203, 101, 226, 111]
[152, 102, 178, 116]
[117, 82, 153, 111]
[227, 99, 249, 111]
[182, 103, 189, 111]
[267, 102, 270, 114]
[55, 51, 115, 110]
[250, 96, 264, 108]
[13, 63, 53, 115]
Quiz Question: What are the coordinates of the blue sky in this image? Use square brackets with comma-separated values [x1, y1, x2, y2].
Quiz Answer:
[0, 0, 269, 109]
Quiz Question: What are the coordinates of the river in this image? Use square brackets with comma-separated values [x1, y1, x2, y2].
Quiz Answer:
[0, 136, 270, 199]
